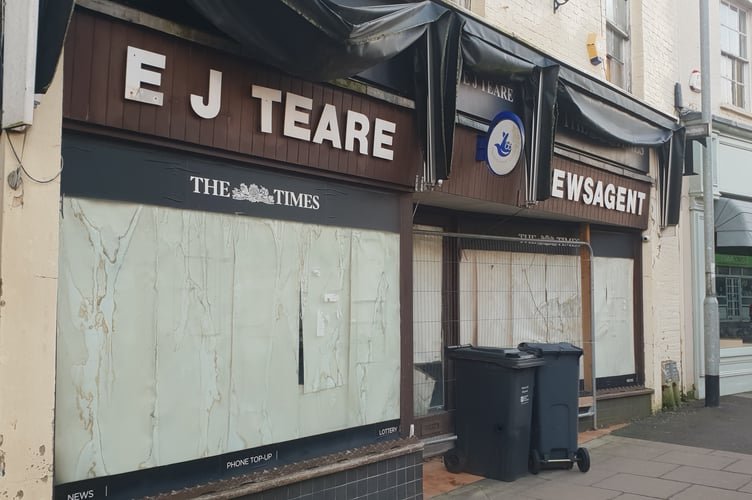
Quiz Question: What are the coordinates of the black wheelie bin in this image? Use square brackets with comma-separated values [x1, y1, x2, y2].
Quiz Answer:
[443, 346, 544, 482]
[518, 342, 590, 474]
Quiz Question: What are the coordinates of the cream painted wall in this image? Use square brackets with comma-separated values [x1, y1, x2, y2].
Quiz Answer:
[479, 0, 678, 115]
[0, 67, 62, 496]
[483, 0, 606, 80]
[641, 150, 689, 411]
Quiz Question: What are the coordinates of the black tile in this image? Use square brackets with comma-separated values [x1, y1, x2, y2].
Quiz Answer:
[378, 472, 388, 492]
[311, 491, 326, 500]
[377, 460, 387, 475]
[367, 477, 377, 493]
[387, 459, 396, 472]
[387, 471, 397, 487]
[406, 466, 415, 482]
[347, 468, 358, 484]
[304, 479, 317, 495]
[367, 463, 378, 478]
[377, 486, 396, 500]
[358, 479, 368, 497]
[286, 482, 301, 499]
[395, 456, 406, 469]
[347, 481, 358, 499]
[397, 484, 406, 499]
[324, 474, 337, 490]
[334, 485, 347, 500]
[406, 480, 416, 497]
[397, 468, 406, 485]
[334, 472, 347, 486]
[357, 467, 368, 482]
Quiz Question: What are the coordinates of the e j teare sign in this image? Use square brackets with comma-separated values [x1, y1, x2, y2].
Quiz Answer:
[124, 46, 397, 161]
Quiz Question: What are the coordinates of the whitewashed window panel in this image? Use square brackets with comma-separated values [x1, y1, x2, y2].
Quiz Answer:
[412, 229, 444, 416]
[459, 250, 582, 348]
[593, 256, 636, 378]
[55, 198, 400, 484]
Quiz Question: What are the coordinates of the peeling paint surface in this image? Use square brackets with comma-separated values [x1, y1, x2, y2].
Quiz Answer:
[55, 198, 400, 484]
[458, 250, 583, 346]
[593, 257, 636, 377]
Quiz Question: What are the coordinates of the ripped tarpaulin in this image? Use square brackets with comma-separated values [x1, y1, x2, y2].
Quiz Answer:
[36, 0, 75, 93]
[187, 0, 447, 82]
[187, 0, 683, 216]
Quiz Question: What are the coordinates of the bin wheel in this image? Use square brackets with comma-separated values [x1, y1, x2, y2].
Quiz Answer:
[565, 460, 575, 470]
[528, 449, 541, 475]
[443, 448, 466, 474]
[575, 447, 590, 473]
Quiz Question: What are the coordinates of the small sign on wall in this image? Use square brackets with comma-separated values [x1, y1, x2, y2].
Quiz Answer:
[476, 111, 525, 176]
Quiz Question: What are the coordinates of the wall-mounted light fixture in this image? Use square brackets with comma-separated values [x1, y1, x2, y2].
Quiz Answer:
[586, 33, 604, 65]
[689, 70, 701, 93]
[554, 0, 570, 13]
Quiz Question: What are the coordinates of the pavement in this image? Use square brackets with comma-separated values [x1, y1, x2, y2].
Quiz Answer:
[424, 392, 752, 499]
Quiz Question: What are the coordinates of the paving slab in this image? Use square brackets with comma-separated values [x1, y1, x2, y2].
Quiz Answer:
[726, 459, 752, 475]
[661, 465, 751, 490]
[591, 472, 690, 498]
[651, 450, 738, 470]
[612, 394, 752, 455]
[670, 484, 752, 500]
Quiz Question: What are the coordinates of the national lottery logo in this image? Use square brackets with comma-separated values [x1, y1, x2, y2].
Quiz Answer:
[480, 111, 524, 176]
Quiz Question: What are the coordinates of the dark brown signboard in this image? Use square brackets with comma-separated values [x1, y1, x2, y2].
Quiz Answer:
[63, 10, 421, 188]
[436, 126, 650, 229]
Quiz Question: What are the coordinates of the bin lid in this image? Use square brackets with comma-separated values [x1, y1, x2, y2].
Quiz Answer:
[518, 342, 583, 358]
[447, 345, 545, 369]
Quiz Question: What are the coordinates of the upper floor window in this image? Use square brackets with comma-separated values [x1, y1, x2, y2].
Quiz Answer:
[721, 1, 748, 108]
[606, 0, 630, 91]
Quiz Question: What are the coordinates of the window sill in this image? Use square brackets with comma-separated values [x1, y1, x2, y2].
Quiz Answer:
[719, 104, 752, 122]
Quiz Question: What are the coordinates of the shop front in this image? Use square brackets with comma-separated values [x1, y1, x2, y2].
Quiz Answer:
[56, 8, 421, 499]
[686, 119, 752, 397]
[411, 63, 681, 436]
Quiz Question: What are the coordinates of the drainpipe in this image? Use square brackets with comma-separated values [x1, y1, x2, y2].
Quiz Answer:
[700, 0, 720, 407]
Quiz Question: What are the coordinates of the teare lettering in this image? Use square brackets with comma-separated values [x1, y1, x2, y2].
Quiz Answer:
[251, 86, 396, 161]
[124, 46, 397, 161]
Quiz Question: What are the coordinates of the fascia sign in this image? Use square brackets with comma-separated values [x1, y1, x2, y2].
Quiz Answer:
[475, 111, 525, 176]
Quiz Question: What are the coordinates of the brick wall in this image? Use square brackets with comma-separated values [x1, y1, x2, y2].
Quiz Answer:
[480, 0, 679, 115]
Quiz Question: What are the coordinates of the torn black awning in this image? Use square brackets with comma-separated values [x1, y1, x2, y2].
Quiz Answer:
[186, 0, 683, 222]
[716, 198, 752, 248]
[35, 0, 75, 93]
[557, 81, 673, 147]
[187, 1, 447, 82]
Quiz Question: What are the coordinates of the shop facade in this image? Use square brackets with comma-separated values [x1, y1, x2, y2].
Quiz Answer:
[687, 117, 752, 397]
[411, 64, 683, 437]
[56, 8, 422, 499]
[50, 1, 688, 497]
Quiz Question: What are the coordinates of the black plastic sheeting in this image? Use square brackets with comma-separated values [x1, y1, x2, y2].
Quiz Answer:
[36, 0, 76, 93]
[184, 0, 685, 223]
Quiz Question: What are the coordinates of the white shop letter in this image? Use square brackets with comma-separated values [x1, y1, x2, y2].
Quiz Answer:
[125, 46, 165, 106]
[190, 69, 222, 119]
[251, 85, 282, 134]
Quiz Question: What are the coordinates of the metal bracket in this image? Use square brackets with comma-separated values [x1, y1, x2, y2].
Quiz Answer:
[554, 0, 570, 13]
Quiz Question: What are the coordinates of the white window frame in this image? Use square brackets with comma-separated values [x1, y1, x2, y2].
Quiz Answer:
[606, 0, 631, 92]
[720, 1, 749, 109]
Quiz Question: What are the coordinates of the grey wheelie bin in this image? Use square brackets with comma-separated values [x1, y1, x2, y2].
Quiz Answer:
[443, 346, 544, 482]
[518, 342, 590, 473]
